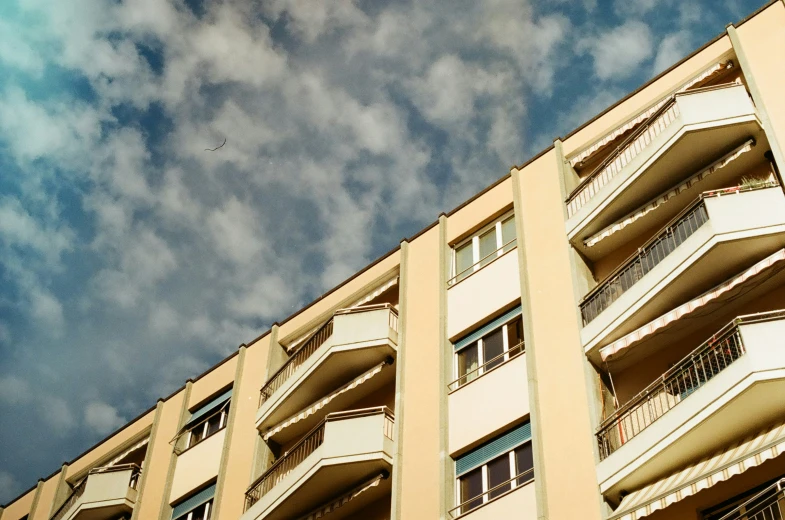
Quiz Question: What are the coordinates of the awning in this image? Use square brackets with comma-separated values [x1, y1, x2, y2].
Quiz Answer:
[585, 140, 755, 248]
[600, 248, 785, 362]
[610, 420, 785, 520]
[108, 436, 150, 466]
[285, 277, 398, 353]
[297, 473, 386, 520]
[263, 361, 390, 441]
[568, 61, 728, 167]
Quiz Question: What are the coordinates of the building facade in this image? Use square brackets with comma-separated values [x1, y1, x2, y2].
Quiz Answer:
[4, 2, 785, 520]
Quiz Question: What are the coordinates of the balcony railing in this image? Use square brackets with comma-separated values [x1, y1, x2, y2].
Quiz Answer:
[50, 464, 141, 520]
[448, 468, 534, 518]
[245, 407, 395, 511]
[580, 195, 709, 325]
[717, 479, 785, 520]
[566, 97, 680, 218]
[259, 319, 335, 406]
[596, 317, 752, 459]
[448, 341, 525, 391]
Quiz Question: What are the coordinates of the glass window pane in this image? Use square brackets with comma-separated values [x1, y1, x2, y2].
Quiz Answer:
[457, 344, 479, 386]
[206, 414, 221, 436]
[506, 317, 524, 355]
[487, 455, 511, 499]
[460, 468, 484, 514]
[455, 243, 474, 281]
[483, 328, 505, 371]
[515, 443, 534, 485]
[189, 426, 204, 447]
[501, 217, 516, 252]
[478, 229, 497, 267]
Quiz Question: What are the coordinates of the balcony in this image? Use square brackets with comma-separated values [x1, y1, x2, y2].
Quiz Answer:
[243, 407, 395, 520]
[719, 478, 785, 520]
[580, 185, 785, 354]
[256, 304, 398, 433]
[596, 311, 785, 497]
[566, 83, 760, 239]
[50, 464, 140, 520]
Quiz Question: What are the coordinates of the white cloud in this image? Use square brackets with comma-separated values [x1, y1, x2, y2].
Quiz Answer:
[0, 470, 24, 505]
[583, 21, 654, 81]
[84, 401, 125, 435]
[0, 376, 32, 406]
[652, 31, 692, 75]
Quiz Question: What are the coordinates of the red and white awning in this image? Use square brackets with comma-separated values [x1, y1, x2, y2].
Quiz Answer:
[263, 362, 389, 441]
[585, 140, 755, 247]
[610, 420, 785, 520]
[600, 248, 785, 362]
[569, 61, 729, 167]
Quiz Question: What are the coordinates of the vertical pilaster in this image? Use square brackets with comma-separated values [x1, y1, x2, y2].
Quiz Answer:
[438, 215, 453, 519]
[252, 326, 280, 481]
[130, 404, 163, 520]
[390, 240, 409, 520]
[26, 480, 44, 520]
[158, 382, 193, 520]
[211, 345, 246, 520]
[48, 464, 70, 518]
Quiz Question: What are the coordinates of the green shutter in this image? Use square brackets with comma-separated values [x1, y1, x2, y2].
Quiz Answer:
[172, 483, 215, 519]
[456, 422, 531, 476]
[184, 388, 232, 428]
[454, 305, 522, 351]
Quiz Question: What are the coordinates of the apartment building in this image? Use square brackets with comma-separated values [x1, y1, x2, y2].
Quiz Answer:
[3, 2, 785, 520]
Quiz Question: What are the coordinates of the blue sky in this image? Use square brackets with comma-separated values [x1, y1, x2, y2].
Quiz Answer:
[0, 0, 770, 504]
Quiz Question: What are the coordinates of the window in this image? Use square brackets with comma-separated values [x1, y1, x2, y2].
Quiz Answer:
[172, 388, 232, 454]
[454, 423, 534, 515]
[451, 214, 516, 283]
[452, 306, 524, 389]
[174, 499, 212, 520]
[172, 483, 216, 520]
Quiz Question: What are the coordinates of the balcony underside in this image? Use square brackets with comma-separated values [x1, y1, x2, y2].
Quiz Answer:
[582, 207, 785, 357]
[567, 115, 762, 245]
[71, 502, 134, 520]
[599, 371, 785, 499]
[256, 340, 396, 432]
[577, 132, 769, 262]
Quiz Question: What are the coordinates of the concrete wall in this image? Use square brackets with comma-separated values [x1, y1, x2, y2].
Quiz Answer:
[170, 429, 225, 503]
[189, 357, 237, 410]
[514, 149, 603, 520]
[448, 354, 529, 455]
[446, 248, 521, 340]
[29, 476, 59, 520]
[2, 488, 35, 520]
[457, 482, 537, 520]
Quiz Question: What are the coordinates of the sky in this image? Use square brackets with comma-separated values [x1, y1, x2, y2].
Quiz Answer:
[0, 0, 771, 505]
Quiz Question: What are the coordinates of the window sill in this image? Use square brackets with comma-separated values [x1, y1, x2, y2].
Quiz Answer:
[447, 246, 518, 288]
[177, 425, 227, 456]
[448, 347, 525, 394]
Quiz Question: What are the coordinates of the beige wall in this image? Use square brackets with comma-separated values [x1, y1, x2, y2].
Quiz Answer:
[737, 2, 785, 166]
[446, 179, 513, 243]
[514, 149, 603, 520]
[396, 227, 442, 520]
[170, 429, 225, 503]
[133, 391, 185, 520]
[216, 338, 270, 520]
[189, 356, 237, 410]
[2, 488, 35, 520]
[29, 476, 59, 520]
[458, 483, 536, 520]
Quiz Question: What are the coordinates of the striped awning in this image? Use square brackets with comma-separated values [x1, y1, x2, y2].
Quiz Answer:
[585, 140, 755, 247]
[263, 361, 389, 441]
[568, 61, 729, 167]
[610, 420, 785, 520]
[108, 436, 150, 466]
[297, 473, 386, 520]
[600, 248, 785, 362]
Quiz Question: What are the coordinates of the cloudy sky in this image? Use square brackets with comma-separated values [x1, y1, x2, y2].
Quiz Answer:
[0, 0, 769, 504]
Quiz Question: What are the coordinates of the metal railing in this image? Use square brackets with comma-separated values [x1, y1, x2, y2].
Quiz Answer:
[718, 479, 785, 520]
[597, 319, 747, 459]
[259, 319, 334, 406]
[448, 468, 535, 518]
[448, 238, 517, 286]
[566, 97, 680, 217]
[50, 464, 142, 520]
[245, 421, 326, 510]
[245, 407, 395, 511]
[448, 341, 525, 391]
[580, 197, 709, 325]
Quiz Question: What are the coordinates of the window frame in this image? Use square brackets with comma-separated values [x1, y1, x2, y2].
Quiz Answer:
[450, 212, 516, 284]
[452, 314, 524, 390]
[454, 439, 535, 515]
[174, 498, 213, 520]
[184, 402, 230, 451]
